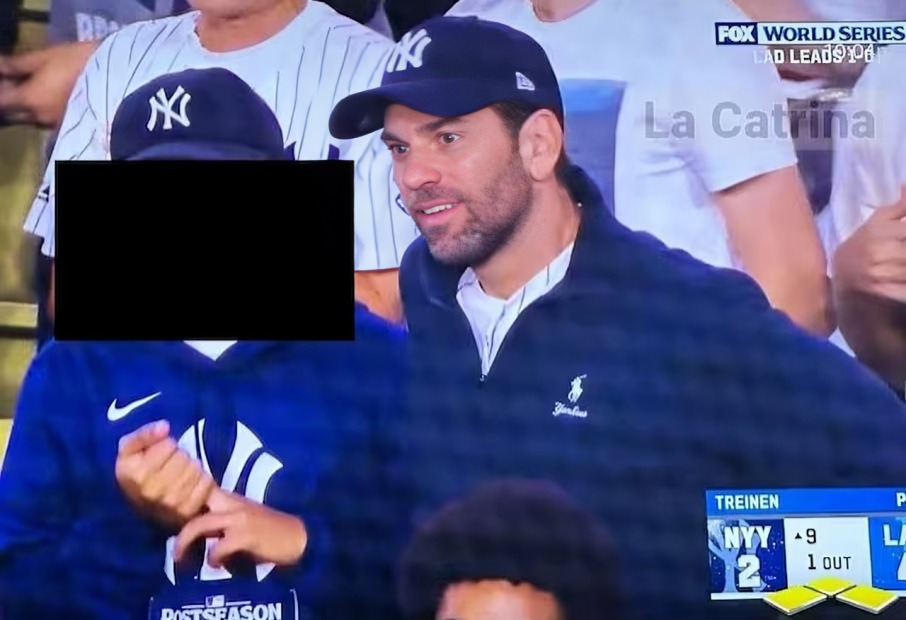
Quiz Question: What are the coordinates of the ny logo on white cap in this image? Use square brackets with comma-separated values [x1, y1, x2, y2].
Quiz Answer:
[387, 28, 432, 73]
[147, 85, 192, 131]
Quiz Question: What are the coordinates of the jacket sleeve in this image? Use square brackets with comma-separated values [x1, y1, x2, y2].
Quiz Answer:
[740, 305, 906, 488]
[0, 346, 94, 618]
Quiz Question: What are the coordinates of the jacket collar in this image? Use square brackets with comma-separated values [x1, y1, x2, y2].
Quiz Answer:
[420, 165, 620, 308]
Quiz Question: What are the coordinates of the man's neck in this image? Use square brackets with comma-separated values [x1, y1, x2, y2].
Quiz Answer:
[532, 0, 596, 22]
[474, 184, 581, 300]
[196, 0, 307, 52]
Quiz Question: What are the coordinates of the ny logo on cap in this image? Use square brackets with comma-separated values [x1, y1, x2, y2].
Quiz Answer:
[147, 85, 191, 131]
[386, 28, 431, 73]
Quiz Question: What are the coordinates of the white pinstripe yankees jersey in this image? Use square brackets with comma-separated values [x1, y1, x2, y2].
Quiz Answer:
[25, 0, 419, 270]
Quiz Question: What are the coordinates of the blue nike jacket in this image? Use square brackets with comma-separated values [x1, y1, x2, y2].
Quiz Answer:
[398, 166, 906, 620]
[0, 304, 408, 620]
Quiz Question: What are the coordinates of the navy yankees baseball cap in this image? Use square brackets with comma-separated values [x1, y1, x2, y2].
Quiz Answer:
[110, 68, 289, 161]
[328, 16, 563, 140]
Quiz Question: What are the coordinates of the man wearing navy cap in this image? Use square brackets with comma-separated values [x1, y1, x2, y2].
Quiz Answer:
[0, 73, 407, 620]
[330, 17, 906, 620]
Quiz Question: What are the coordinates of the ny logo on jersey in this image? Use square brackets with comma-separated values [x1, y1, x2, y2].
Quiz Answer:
[147, 86, 192, 131]
[386, 28, 432, 73]
[163, 419, 284, 584]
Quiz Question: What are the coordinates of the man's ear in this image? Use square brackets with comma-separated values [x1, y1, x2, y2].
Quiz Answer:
[518, 109, 563, 182]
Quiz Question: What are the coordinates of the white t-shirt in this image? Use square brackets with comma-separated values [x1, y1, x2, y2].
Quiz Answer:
[803, 0, 906, 21]
[25, 1, 419, 271]
[780, 0, 906, 100]
[184, 340, 237, 360]
[447, 0, 798, 270]
[826, 44, 906, 253]
[821, 45, 906, 354]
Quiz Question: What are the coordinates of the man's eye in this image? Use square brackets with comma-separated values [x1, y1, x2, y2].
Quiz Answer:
[389, 144, 408, 155]
[439, 134, 459, 144]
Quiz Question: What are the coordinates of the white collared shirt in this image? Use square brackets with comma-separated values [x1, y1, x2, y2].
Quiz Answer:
[184, 341, 238, 360]
[457, 243, 575, 375]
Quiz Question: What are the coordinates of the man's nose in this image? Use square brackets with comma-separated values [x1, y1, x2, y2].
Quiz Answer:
[399, 150, 442, 192]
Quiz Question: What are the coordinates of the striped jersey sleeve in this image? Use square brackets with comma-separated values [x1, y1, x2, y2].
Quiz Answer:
[23, 35, 116, 258]
[333, 30, 419, 271]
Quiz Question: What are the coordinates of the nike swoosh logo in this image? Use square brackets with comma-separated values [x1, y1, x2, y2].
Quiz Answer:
[107, 392, 162, 421]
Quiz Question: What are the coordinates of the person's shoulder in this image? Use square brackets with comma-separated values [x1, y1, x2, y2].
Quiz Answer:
[399, 236, 433, 302]
[400, 235, 428, 275]
[111, 11, 193, 44]
[655, 0, 782, 85]
[618, 226, 904, 417]
[32, 340, 154, 367]
[847, 46, 906, 111]
[19, 340, 146, 394]
[354, 303, 406, 346]
[603, 219, 773, 314]
[353, 306, 408, 384]
[309, 0, 394, 48]
[86, 12, 194, 75]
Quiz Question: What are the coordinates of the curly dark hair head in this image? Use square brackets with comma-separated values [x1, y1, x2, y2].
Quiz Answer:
[397, 479, 624, 620]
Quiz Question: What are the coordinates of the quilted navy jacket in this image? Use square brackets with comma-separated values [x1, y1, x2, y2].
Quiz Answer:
[399, 166, 906, 620]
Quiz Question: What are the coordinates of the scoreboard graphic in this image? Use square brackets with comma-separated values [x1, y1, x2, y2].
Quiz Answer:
[708, 488, 906, 615]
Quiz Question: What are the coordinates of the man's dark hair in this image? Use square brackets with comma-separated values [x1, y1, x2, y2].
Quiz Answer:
[397, 479, 623, 620]
[491, 101, 572, 188]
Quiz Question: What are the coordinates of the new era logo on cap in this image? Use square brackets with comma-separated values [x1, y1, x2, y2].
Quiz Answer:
[516, 72, 535, 91]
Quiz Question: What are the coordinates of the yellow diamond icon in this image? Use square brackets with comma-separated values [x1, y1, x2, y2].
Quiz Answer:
[764, 586, 828, 616]
[836, 585, 899, 614]
[805, 576, 856, 597]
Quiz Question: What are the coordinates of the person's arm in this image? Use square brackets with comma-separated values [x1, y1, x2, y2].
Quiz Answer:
[836, 292, 906, 387]
[352, 145, 414, 324]
[22, 35, 113, 320]
[731, 0, 865, 81]
[675, 20, 831, 335]
[48, 261, 55, 321]
[355, 268, 404, 323]
[775, 313, 906, 487]
[832, 197, 906, 388]
[713, 166, 832, 336]
[333, 37, 417, 323]
[0, 40, 99, 127]
[0, 347, 98, 618]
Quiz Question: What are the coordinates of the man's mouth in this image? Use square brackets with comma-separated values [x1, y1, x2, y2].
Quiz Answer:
[423, 203, 457, 215]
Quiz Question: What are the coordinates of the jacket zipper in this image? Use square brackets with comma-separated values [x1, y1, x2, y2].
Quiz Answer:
[436, 279, 568, 386]
[475, 295, 559, 386]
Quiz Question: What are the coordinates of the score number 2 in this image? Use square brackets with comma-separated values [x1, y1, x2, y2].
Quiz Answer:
[738, 554, 762, 589]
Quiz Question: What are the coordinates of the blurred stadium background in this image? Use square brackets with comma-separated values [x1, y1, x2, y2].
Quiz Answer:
[0, 0, 48, 462]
